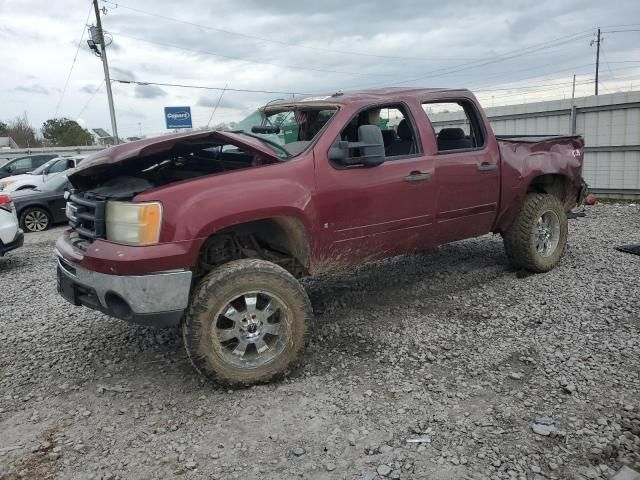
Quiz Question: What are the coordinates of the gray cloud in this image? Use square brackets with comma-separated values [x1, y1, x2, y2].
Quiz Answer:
[13, 84, 48, 95]
[134, 84, 167, 99]
[196, 96, 243, 109]
[111, 66, 136, 81]
[80, 84, 98, 94]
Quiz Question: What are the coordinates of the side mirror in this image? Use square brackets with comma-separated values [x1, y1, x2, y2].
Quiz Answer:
[329, 125, 385, 167]
[357, 125, 385, 167]
[66, 160, 75, 169]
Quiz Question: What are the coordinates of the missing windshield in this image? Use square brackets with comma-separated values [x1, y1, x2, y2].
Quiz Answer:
[235, 105, 338, 157]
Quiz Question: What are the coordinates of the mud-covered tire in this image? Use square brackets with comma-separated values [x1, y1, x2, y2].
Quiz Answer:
[182, 259, 312, 385]
[503, 193, 568, 273]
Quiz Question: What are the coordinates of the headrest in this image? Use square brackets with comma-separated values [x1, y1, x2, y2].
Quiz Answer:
[438, 128, 465, 140]
[397, 119, 412, 140]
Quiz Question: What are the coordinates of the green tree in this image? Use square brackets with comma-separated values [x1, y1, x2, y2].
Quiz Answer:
[0, 114, 42, 148]
[41, 118, 94, 146]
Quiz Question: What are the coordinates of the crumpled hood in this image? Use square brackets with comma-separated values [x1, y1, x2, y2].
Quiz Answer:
[70, 129, 283, 180]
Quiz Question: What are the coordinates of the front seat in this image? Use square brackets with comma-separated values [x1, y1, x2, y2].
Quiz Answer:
[437, 128, 473, 151]
[386, 119, 415, 156]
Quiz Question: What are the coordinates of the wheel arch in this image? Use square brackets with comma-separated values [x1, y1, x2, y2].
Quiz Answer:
[195, 215, 312, 278]
[526, 173, 573, 209]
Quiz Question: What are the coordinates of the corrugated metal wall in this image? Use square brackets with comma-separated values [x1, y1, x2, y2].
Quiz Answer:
[429, 91, 640, 197]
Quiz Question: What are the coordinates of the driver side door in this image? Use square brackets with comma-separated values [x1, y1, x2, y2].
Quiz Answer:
[313, 103, 436, 268]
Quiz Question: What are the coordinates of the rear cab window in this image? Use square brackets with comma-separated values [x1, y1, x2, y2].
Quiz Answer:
[422, 100, 486, 153]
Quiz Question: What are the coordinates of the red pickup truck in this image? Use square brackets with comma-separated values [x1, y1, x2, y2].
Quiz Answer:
[56, 88, 587, 384]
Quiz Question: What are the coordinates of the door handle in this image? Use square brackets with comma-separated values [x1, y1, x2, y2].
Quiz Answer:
[404, 171, 432, 183]
[477, 162, 497, 172]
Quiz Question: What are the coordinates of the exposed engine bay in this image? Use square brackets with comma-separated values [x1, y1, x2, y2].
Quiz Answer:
[70, 138, 278, 199]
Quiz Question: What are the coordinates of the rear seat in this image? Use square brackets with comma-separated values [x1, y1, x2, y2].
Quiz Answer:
[437, 128, 473, 151]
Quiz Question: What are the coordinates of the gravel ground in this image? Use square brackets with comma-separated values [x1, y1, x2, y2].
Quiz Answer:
[0, 203, 639, 480]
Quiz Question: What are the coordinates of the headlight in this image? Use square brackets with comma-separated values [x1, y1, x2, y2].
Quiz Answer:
[105, 201, 162, 245]
[0, 180, 14, 190]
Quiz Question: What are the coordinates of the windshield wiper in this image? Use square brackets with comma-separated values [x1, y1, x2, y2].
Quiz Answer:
[235, 131, 290, 159]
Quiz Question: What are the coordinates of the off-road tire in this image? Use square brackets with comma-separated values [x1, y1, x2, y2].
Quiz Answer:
[20, 207, 51, 233]
[182, 259, 312, 385]
[503, 193, 568, 273]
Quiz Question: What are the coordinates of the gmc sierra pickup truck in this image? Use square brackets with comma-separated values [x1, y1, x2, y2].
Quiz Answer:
[56, 88, 587, 385]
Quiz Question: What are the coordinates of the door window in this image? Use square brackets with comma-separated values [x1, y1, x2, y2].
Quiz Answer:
[6, 157, 33, 172]
[422, 101, 486, 152]
[335, 104, 420, 164]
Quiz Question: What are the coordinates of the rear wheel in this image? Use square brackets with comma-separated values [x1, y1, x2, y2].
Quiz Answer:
[20, 207, 51, 233]
[503, 193, 568, 272]
[182, 259, 312, 385]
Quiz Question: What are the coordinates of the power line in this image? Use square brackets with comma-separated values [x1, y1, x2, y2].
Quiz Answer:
[53, 0, 94, 118]
[112, 79, 312, 96]
[207, 84, 228, 127]
[356, 30, 594, 90]
[100, 0, 480, 62]
[111, 31, 397, 78]
[76, 80, 105, 118]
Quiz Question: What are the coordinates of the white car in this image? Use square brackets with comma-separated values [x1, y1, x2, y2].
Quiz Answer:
[0, 156, 83, 193]
[0, 192, 23, 256]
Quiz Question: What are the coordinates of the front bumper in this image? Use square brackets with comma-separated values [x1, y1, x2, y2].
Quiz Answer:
[56, 250, 192, 327]
[0, 229, 24, 256]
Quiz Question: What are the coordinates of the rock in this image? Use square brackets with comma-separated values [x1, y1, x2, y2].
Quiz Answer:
[510, 372, 523, 380]
[377, 464, 392, 477]
[291, 447, 305, 457]
[325, 462, 336, 471]
[534, 416, 554, 425]
[531, 423, 556, 436]
[612, 466, 640, 480]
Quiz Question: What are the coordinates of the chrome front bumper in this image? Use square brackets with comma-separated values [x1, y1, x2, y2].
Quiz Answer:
[56, 250, 192, 327]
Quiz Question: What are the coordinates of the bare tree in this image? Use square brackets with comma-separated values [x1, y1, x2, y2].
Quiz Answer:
[1, 114, 43, 148]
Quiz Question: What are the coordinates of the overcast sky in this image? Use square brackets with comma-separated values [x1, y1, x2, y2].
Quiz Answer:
[1, 0, 639, 138]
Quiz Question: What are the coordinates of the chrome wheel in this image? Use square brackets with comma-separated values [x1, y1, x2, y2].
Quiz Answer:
[535, 210, 560, 257]
[24, 209, 49, 232]
[212, 291, 289, 369]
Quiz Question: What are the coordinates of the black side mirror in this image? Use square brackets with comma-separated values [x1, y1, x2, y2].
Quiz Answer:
[357, 125, 385, 167]
[329, 125, 386, 167]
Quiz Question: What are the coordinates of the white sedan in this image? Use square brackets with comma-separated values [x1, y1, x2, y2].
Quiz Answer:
[0, 156, 83, 192]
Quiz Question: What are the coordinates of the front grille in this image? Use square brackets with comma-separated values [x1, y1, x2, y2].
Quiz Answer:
[67, 192, 107, 242]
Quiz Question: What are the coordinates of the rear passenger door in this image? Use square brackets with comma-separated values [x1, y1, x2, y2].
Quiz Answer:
[422, 99, 500, 244]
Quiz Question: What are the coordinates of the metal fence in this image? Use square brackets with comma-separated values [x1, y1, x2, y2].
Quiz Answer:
[429, 91, 640, 199]
[0, 145, 104, 162]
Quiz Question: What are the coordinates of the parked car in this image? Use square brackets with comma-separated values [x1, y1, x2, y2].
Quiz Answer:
[56, 87, 587, 385]
[0, 193, 24, 256]
[0, 156, 83, 192]
[0, 154, 58, 180]
[11, 174, 71, 232]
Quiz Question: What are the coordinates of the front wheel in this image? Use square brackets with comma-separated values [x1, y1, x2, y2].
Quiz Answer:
[182, 259, 312, 385]
[503, 193, 568, 272]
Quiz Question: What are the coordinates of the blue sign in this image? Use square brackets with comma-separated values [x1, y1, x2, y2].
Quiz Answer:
[164, 106, 192, 129]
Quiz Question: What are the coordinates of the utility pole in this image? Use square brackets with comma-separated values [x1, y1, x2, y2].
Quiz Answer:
[570, 74, 577, 135]
[90, 0, 119, 143]
[591, 28, 602, 96]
